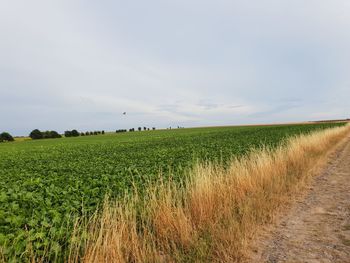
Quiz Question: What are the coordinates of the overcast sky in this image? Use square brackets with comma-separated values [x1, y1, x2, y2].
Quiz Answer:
[1, 1, 349, 135]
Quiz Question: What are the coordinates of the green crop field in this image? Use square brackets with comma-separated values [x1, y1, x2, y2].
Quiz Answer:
[0, 123, 345, 261]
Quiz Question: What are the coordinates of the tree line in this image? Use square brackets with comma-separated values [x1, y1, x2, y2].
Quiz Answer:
[80, 131, 105, 136]
[29, 129, 106, 139]
[29, 129, 62, 139]
[0, 127, 158, 143]
[126, 127, 156, 132]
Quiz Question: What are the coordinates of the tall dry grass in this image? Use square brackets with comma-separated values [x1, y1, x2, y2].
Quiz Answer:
[70, 125, 350, 263]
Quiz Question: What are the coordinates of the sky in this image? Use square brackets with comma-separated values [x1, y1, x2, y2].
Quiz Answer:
[1, 0, 350, 136]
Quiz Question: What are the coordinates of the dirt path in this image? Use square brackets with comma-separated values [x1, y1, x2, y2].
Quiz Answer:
[249, 136, 350, 263]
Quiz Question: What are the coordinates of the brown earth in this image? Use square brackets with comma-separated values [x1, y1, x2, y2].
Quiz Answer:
[248, 135, 350, 263]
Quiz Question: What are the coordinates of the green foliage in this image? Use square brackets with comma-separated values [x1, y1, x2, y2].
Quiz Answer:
[30, 130, 61, 140]
[64, 130, 80, 137]
[42, 131, 62, 139]
[0, 132, 14, 142]
[71, 130, 79, 137]
[29, 129, 43, 140]
[0, 122, 345, 261]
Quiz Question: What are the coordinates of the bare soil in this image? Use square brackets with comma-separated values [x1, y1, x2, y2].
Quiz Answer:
[248, 136, 350, 263]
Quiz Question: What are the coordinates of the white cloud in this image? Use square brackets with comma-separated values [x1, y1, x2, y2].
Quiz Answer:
[0, 0, 349, 135]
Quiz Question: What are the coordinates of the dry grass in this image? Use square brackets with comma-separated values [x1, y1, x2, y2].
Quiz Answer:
[69, 125, 349, 263]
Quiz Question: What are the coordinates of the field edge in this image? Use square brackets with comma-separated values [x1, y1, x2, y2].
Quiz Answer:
[60, 124, 350, 263]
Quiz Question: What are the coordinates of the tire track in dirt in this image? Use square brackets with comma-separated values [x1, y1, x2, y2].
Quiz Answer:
[249, 136, 350, 263]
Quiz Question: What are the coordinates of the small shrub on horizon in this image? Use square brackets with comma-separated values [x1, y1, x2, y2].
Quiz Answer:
[0, 132, 14, 142]
[65, 130, 80, 137]
[30, 129, 62, 139]
[29, 129, 43, 140]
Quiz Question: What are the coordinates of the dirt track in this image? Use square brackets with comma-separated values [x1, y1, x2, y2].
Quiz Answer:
[249, 136, 350, 263]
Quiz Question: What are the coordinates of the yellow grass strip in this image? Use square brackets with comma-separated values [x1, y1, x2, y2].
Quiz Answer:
[73, 125, 350, 263]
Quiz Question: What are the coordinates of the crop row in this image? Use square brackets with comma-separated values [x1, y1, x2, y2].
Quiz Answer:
[0, 123, 345, 260]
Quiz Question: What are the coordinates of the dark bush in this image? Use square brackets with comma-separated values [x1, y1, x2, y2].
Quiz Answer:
[50, 131, 61, 138]
[102, 130, 105, 134]
[71, 130, 79, 137]
[64, 130, 79, 137]
[30, 129, 61, 139]
[0, 132, 14, 142]
[42, 131, 61, 139]
[42, 131, 49, 138]
[64, 131, 72, 137]
[30, 129, 43, 140]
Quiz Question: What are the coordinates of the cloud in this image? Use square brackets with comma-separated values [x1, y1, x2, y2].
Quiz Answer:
[0, 0, 349, 135]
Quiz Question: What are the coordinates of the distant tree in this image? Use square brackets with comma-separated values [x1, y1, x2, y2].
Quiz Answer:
[65, 130, 79, 137]
[64, 131, 72, 137]
[143, 127, 147, 131]
[152, 127, 156, 130]
[42, 130, 61, 139]
[0, 132, 14, 142]
[71, 130, 79, 137]
[30, 129, 43, 140]
[102, 130, 105, 134]
[50, 131, 61, 138]
[138, 127, 142, 131]
[51, 131, 61, 138]
[85, 132, 90, 136]
[89, 131, 93, 135]
[81, 132, 85, 136]
[29, 129, 61, 139]
[42, 131, 49, 138]
[93, 131, 98, 135]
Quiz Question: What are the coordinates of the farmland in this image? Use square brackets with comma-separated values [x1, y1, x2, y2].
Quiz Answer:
[0, 123, 345, 260]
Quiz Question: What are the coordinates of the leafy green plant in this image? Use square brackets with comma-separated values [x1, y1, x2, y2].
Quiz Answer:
[0, 132, 14, 142]
[0, 122, 345, 261]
